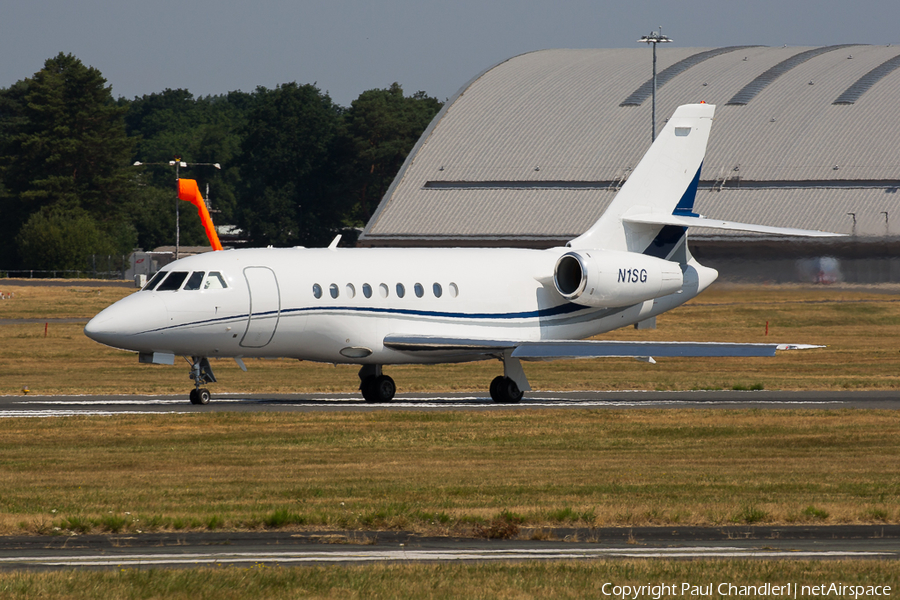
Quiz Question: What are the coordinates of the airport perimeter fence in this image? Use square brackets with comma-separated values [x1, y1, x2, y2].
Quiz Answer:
[0, 255, 129, 280]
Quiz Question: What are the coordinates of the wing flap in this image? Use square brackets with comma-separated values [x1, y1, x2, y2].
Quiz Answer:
[511, 340, 779, 359]
[383, 335, 820, 360]
[383, 335, 516, 354]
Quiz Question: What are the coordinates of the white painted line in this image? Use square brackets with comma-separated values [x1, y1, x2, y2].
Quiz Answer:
[0, 396, 842, 417]
[0, 411, 182, 418]
[1, 546, 893, 567]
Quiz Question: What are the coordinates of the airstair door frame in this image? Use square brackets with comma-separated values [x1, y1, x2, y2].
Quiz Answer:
[240, 266, 281, 348]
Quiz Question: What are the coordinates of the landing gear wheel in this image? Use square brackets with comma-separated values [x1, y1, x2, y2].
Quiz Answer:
[361, 375, 396, 403]
[489, 376, 523, 404]
[190, 388, 211, 405]
[187, 356, 216, 405]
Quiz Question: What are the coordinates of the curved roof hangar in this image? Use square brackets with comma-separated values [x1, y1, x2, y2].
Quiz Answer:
[360, 46, 900, 246]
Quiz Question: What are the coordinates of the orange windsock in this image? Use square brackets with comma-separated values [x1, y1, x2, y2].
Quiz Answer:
[177, 178, 223, 251]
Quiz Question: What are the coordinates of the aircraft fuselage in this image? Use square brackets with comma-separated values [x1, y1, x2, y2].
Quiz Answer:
[85, 246, 715, 365]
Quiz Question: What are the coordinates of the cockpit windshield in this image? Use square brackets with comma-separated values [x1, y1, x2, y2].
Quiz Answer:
[204, 272, 228, 290]
[142, 271, 167, 291]
[184, 271, 205, 290]
[156, 271, 189, 291]
[142, 270, 228, 291]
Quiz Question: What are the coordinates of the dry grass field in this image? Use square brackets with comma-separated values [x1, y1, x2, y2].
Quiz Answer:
[0, 281, 899, 395]
[1, 409, 897, 536]
[1, 281, 899, 595]
[1, 560, 898, 600]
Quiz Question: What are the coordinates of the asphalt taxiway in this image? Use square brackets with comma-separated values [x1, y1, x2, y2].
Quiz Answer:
[0, 389, 897, 417]
[0, 526, 897, 571]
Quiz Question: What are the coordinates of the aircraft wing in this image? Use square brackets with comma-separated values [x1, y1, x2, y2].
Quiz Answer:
[383, 335, 821, 360]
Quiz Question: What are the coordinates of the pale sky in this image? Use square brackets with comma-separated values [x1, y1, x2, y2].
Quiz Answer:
[3, 0, 896, 107]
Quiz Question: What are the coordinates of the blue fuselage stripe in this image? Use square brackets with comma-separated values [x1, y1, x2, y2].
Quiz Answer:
[139, 302, 589, 335]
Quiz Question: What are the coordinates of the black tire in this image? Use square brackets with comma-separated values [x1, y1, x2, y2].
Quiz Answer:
[360, 377, 375, 401]
[196, 388, 211, 405]
[189, 389, 200, 405]
[372, 375, 396, 402]
[490, 376, 523, 404]
[504, 378, 524, 403]
[489, 376, 504, 401]
[361, 375, 396, 403]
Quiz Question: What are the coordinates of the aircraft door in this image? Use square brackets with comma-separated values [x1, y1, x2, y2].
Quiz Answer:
[241, 266, 280, 348]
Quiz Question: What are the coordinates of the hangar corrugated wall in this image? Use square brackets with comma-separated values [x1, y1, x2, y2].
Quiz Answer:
[359, 46, 900, 250]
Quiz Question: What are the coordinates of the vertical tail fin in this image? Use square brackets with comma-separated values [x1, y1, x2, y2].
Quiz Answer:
[568, 103, 715, 254]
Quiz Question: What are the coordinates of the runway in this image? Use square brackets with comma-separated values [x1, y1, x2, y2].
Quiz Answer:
[0, 389, 897, 416]
[1, 527, 898, 571]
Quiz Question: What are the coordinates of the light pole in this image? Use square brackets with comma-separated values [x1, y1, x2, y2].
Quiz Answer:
[638, 26, 673, 142]
[134, 158, 221, 260]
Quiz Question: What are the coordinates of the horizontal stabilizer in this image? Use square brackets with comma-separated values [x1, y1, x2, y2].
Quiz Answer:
[383, 335, 821, 360]
[623, 213, 844, 238]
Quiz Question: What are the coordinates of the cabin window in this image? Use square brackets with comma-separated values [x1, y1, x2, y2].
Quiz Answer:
[345, 283, 356, 298]
[675, 127, 691, 137]
[379, 283, 389, 298]
[156, 271, 188, 291]
[448, 282, 459, 298]
[329, 283, 339, 299]
[433, 283, 443, 298]
[396, 283, 406, 298]
[204, 272, 228, 290]
[142, 271, 167, 291]
[184, 271, 205, 291]
[312, 283, 323, 299]
[414, 283, 424, 298]
[362, 283, 372, 298]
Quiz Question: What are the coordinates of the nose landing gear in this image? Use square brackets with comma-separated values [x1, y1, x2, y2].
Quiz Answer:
[188, 356, 216, 405]
[189, 387, 211, 405]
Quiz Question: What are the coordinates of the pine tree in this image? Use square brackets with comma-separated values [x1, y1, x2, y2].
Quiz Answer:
[0, 53, 135, 267]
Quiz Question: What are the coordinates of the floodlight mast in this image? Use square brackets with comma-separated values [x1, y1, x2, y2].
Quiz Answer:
[638, 27, 673, 142]
[133, 159, 222, 260]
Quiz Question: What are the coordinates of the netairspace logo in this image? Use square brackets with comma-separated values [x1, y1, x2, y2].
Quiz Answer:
[600, 582, 892, 599]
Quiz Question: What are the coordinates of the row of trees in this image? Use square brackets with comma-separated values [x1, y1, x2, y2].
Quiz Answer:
[0, 53, 443, 271]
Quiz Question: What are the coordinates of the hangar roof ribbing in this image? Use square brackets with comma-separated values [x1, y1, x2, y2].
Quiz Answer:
[361, 46, 900, 245]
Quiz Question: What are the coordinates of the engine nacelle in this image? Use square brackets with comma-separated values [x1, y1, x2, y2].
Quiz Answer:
[554, 250, 684, 308]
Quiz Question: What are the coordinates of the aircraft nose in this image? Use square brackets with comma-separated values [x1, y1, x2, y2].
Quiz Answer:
[85, 304, 128, 347]
[85, 293, 168, 349]
[84, 311, 117, 343]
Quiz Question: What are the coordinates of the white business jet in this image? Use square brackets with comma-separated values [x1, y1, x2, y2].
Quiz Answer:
[85, 103, 837, 405]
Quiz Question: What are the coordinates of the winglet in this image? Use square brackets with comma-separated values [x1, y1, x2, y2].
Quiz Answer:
[178, 179, 223, 251]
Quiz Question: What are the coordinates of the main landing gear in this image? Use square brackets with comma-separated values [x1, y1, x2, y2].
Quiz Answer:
[489, 352, 530, 403]
[188, 356, 216, 405]
[489, 376, 524, 403]
[359, 364, 396, 403]
[357, 355, 530, 404]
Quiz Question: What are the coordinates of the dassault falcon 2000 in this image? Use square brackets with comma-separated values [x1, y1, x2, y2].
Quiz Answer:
[85, 103, 838, 405]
